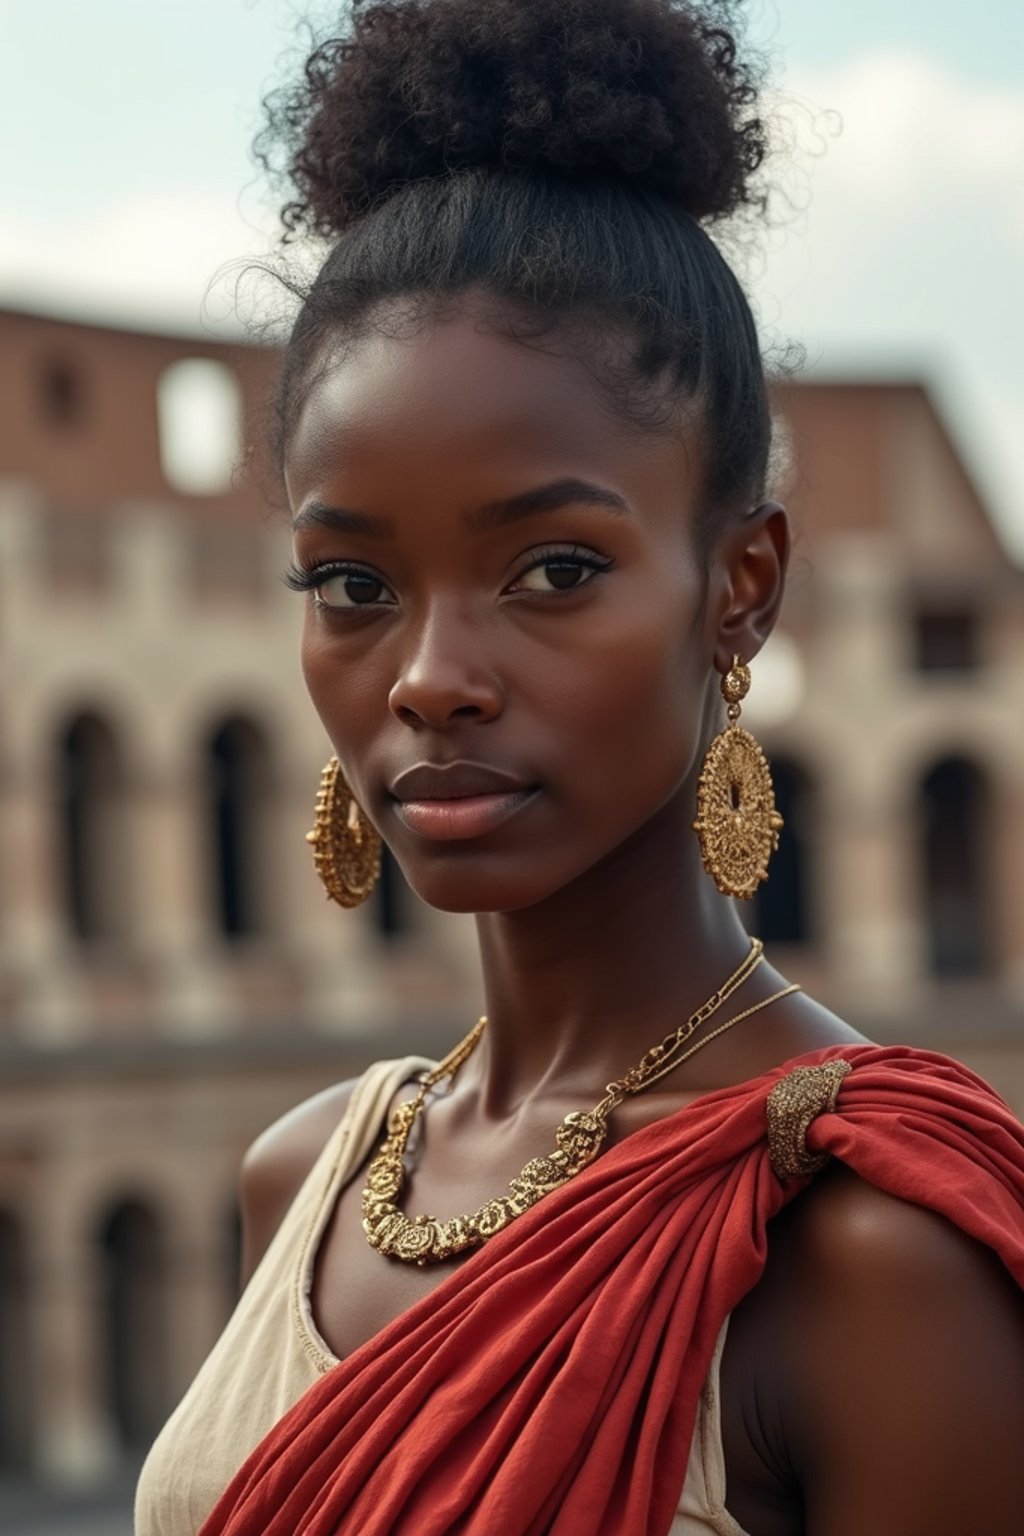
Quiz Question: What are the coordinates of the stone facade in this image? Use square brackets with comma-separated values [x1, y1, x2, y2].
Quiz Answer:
[0, 306, 1022, 1484]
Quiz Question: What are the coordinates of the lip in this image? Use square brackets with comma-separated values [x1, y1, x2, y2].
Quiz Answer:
[396, 788, 537, 841]
[390, 761, 535, 802]
[389, 761, 539, 842]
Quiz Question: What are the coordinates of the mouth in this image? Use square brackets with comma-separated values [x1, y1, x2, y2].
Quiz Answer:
[389, 761, 540, 843]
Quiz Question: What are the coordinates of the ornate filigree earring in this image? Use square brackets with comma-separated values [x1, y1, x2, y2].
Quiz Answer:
[305, 756, 382, 908]
[692, 656, 783, 899]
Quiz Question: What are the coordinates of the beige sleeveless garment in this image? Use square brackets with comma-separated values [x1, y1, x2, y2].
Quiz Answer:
[135, 1057, 750, 1536]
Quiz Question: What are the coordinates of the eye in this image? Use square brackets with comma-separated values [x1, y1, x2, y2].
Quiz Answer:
[318, 568, 394, 609]
[508, 547, 611, 596]
[283, 561, 396, 610]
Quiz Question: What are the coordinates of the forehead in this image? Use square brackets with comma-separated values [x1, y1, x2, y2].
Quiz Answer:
[285, 309, 703, 514]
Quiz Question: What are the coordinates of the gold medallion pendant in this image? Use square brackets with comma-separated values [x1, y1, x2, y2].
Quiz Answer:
[693, 658, 783, 899]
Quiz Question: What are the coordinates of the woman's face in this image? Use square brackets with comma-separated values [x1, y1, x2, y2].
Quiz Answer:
[285, 308, 722, 914]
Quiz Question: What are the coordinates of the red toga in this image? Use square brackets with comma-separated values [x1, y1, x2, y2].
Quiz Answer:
[200, 1045, 1024, 1535]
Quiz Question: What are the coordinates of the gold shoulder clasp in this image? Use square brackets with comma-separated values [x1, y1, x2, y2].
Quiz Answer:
[766, 1059, 853, 1179]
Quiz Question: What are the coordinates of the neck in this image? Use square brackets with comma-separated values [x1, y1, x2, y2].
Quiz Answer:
[470, 788, 757, 1114]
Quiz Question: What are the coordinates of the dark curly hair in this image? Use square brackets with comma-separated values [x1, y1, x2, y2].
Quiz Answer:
[260, 0, 775, 545]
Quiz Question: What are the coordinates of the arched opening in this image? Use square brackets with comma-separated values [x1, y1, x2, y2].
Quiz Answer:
[750, 758, 814, 946]
[373, 846, 411, 941]
[157, 358, 241, 497]
[0, 1211, 32, 1469]
[98, 1200, 170, 1450]
[38, 355, 86, 430]
[58, 712, 131, 943]
[206, 718, 275, 940]
[920, 757, 990, 976]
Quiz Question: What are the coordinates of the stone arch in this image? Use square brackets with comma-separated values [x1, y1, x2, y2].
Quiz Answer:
[204, 715, 277, 940]
[919, 755, 991, 976]
[0, 1209, 32, 1469]
[97, 1198, 171, 1450]
[57, 711, 133, 942]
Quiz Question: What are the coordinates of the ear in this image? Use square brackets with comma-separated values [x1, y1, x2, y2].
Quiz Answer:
[707, 502, 790, 674]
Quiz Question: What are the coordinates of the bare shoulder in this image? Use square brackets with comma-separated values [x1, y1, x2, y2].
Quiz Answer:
[745, 1163, 1024, 1534]
[239, 1078, 360, 1286]
[778, 1158, 1021, 1315]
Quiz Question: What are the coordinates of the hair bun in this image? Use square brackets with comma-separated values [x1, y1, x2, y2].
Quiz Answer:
[263, 0, 768, 238]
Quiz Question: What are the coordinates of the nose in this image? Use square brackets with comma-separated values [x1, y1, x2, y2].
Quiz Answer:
[388, 606, 504, 730]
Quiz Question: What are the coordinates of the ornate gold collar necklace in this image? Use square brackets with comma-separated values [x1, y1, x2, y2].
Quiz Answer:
[362, 938, 801, 1265]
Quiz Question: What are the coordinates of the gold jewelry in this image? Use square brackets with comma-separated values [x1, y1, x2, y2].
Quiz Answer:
[692, 655, 783, 899]
[362, 938, 801, 1265]
[767, 1059, 852, 1179]
[305, 755, 381, 908]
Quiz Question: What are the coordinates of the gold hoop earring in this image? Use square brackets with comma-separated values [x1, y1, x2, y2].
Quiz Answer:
[305, 756, 382, 908]
[692, 656, 783, 899]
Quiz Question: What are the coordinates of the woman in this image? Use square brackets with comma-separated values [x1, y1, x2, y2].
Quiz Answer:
[136, 1, 1024, 1532]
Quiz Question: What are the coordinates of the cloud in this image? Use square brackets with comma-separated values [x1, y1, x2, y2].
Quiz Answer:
[1, 46, 1021, 555]
[0, 191, 280, 336]
[744, 50, 1024, 556]
[789, 52, 1024, 200]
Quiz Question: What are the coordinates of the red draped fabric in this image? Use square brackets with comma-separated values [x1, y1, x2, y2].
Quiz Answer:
[200, 1045, 1024, 1536]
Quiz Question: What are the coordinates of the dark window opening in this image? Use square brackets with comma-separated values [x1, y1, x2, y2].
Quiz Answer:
[59, 713, 127, 942]
[99, 1202, 169, 1450]
[749, 759, 813, 946]
[374, 846, 410, 940]
[207, 719, 273, 940]
[0, 1211, 32, 1469]
[39, 358, 85, 429]
[921, 758, 989, 976]
[914, 609, 979, 674]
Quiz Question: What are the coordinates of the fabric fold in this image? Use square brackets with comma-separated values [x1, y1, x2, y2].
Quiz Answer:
[199, 1044, 1024, 1536]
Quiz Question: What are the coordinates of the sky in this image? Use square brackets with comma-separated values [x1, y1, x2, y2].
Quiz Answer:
[2, 0, 1022, 555]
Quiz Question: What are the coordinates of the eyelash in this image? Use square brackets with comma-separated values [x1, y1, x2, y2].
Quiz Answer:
[282, 561, 378, 598]
[512, 545, 613, 594]
[282, 546, 612, 609]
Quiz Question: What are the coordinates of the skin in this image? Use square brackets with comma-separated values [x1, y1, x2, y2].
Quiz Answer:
[242, 299, 1024, 1533]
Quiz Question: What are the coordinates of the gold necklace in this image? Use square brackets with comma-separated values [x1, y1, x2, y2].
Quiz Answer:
[362, 938, 801, 1266]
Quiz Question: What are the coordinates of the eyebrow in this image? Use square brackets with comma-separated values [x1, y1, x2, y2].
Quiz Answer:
[291, 502, 393, 539]
[466, 478, 630, 531]
[291, 478, 630, 539]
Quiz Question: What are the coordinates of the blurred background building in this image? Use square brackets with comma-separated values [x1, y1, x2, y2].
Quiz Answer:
[0, 306, 482, 1523]
[3, 1, 1023, 1529]
[1, 300, 1022, 1521]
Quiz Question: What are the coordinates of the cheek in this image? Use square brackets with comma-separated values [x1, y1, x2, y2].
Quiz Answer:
[536, 599, 705, 818]
[300, 619, 380, 773]
[300, 621, 336, 732]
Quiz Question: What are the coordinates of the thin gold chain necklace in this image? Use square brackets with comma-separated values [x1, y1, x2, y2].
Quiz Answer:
[362, 938, 801, 1265]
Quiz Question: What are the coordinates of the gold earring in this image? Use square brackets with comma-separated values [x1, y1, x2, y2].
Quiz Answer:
[305, 756, 382, 908]
[692, 656, 783, 899]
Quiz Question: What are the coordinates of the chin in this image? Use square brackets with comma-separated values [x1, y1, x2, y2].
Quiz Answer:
[397, 854, 574, 916]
